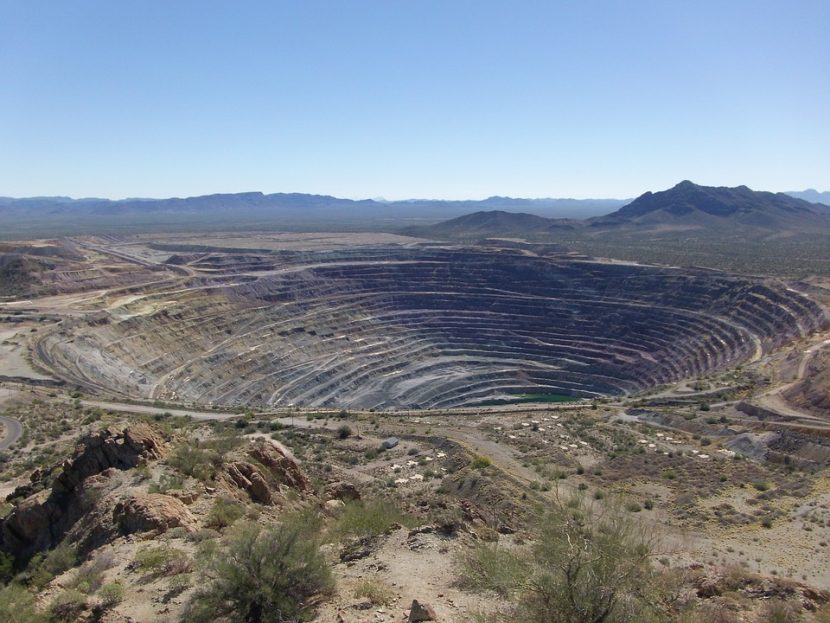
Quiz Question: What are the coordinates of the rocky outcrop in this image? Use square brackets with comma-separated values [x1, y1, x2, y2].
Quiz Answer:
[113, 493, 197, 535]
[0, 424, 165, 561]
[218, 439, 310, 504]
[222, 462, 273, 504]
[248, 440, 310, 492]
[52, 423, 164, 495]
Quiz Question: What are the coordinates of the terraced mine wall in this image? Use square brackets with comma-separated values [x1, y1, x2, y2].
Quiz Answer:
[35, 246, 828, 410]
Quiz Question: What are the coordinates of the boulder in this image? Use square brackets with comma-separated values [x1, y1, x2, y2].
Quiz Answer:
[113, 493, 197, 535]
[325, 481, 361, 502]
[408, 600, 437, 622]
[324, 499, 345, 514]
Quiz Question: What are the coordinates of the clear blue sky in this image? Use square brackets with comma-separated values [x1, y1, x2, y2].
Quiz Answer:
[1, 1, 828, 200]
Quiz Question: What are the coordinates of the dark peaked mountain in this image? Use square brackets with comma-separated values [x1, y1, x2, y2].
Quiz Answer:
[591, 181, 830, 231]
[407, 181, 830, 241]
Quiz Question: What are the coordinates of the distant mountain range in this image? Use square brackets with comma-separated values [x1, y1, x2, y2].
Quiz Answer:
[405, 181, 830, 240]
[0, 193, 625, 219]
[0, 183, 827, 239]
[0, 193, 626, 239]
[786, 189, 830, 206]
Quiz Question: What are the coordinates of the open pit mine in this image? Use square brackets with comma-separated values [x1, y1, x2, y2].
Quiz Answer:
[28, 236, 827, 410]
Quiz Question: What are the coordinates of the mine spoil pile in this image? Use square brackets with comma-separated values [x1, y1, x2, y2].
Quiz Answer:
[35, 246, 828, 409]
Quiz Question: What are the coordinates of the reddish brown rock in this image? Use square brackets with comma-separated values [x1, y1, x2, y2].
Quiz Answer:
[221, 461, 272, 504]
[123, 423, 166, 459]
[248, 440, 310, 492]
[0, 424, 167, 559]
[113, 493, 197, 535]
[408, 600, 437, 622]
[326, 481, 361, 502]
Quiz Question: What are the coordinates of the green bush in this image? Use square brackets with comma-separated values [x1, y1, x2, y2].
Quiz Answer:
[133, 545, 187, 574]
[459, 496, 665, 623]
[167, 444, 220, 481]
[759, 601, 802, 623]
[471, 455, 492, 469]
[523, 497, 662, 622]
[27, 542, 77, 589]
[148, 472, 185, 493]
[98, 582, 124, 608]
[336, 425, 352, 440]
[206, 496, 246, 529]
[47, 589, 87, 623]
[459, 543, 530, 597]
[184, 518, 333, 622]
[330, 500, 408, 541]
[0, 552, 14, 584]
[0, 583, 45, 623]
[352, 579, 395, 606]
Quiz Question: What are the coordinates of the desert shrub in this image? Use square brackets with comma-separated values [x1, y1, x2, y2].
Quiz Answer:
[98, 582, 124, 608]
[133, 545, 188, 575]
[0, 583, 45, 623]
[329, 500, 408, 541]
[184, 518, 333, 622]
[469, 610, 504, 623]
[0, 552, 14, 584]
[206, 496, 246, 529]
[521, 497, 665, 623]
[188, 528, 222, 543]
[461, 495, 666, 623]
[682, 601, 740, 623]
[625, 501, 643, 513]
[458, 543, 530, 597]
[758, 601, 802, 623]
[753, 481, 770, 492]
[337, 425, 352, 440]
[148, 472, 185, 493]
[27, 541, 77, 589]
[166, 573, 192, 597]
[47, 589, 87, 623]
[471, 455, 492, 469]
[167, 444, 219, 481]
[66, 550, 116, 595]
[353, 579, 395, 605]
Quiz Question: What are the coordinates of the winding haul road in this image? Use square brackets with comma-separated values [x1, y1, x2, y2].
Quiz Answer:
[0, 415, 23, 450]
